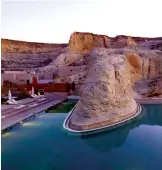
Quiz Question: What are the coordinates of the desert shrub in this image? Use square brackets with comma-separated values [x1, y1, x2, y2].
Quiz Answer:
[147, 90, 162, 97]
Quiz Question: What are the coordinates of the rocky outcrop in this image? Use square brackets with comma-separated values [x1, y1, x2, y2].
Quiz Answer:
[68, 32, 136, 53]
[69, 32, 162, 53]
[68, 48, 138, 130]
[123, 48, 162, 80]
[127, 36, 137, 47]
[138, 41, 162, 51]
[69, 32, 112, 53]
[55, 70, 87, 92]
[147, 78, 162, 97]
[133, 49, 162, 79]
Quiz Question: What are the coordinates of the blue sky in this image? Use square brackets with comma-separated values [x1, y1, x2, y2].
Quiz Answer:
[1, 0, 162, 43]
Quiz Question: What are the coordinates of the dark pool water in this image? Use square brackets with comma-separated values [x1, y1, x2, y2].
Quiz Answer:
[1, 104, 162, 170]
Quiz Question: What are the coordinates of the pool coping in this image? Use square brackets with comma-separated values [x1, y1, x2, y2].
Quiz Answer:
[63, 103, 142, 134]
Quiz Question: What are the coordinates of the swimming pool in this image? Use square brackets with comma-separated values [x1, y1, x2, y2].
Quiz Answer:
[1, 104, 162, 170]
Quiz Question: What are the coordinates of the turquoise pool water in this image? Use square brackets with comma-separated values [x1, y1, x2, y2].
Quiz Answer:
[1, 104, 162, 170]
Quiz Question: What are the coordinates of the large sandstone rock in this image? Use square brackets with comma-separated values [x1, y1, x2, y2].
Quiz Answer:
[68, 48, 138, 130]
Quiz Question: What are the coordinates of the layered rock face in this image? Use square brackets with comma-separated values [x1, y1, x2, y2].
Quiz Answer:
[68, 48, 138, 130]
[1, 39, 67, 71]
[126, 49, 162, 80]
[122, 49, 162, 81]
[69, 32, 162, 53]
[69, 32, 111, 53]
[125, 52, 142, 84]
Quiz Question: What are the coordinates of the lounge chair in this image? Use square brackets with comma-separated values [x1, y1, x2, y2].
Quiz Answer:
[11, 98, 19, 104]
[33, 94, 39, 98]
[31, 94, 39, 98]
[7, 100, 17, 105]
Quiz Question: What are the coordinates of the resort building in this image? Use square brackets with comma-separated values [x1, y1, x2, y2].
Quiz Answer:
[2, 71, 35, 85]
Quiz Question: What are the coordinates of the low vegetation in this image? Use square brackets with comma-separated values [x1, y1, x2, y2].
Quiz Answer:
[46, 100, 77, 113]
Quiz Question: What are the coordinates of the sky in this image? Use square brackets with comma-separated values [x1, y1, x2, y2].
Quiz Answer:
[1, 0, 162, 43]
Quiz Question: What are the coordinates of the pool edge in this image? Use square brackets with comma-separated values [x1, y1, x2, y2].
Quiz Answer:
[63, 104, 142, 135]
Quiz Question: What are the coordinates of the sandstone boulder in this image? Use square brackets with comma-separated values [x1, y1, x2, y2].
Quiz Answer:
[68, 48, 138, 130]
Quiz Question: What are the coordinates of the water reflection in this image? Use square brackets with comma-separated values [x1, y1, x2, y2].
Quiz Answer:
[141, 104, 162, 126]
[22, 122, 41, 127]
[2, 131, 16, 138]
[82, 104, 162, 152]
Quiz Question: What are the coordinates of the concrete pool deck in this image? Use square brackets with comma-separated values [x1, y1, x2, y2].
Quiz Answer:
[1, 93, 68, 131]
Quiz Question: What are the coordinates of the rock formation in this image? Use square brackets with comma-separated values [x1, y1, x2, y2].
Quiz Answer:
[124, 51, 142, 84]
[147, 79, 162, 97]
[69, 32, 112, 53]
[69, 32, 162, 53]
[1, 32, 162, 95]
[68, 48, 138, 130]
[127, 36, 137, 47]
[1, 39, 67, 71]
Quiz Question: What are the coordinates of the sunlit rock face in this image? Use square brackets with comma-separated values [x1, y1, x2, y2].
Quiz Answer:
[69, 32, 112, 53]
[124, 49, 162, 80]
[125, 52, 142, 84]
[68, 48, 138, 130]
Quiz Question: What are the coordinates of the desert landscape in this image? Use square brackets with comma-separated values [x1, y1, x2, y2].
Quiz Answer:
[2, 32, 162, 100]
[2, 32, 162, 130]
[2, 0, 162, 169]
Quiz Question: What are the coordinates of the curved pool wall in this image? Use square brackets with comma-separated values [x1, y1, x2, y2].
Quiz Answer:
[63, 104, 142, 135]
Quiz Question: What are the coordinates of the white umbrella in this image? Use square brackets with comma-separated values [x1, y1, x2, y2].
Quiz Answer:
[8, 89, 12, 101]
[32, 86, 35, 95]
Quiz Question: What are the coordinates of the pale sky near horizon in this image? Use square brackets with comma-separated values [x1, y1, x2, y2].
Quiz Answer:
[1, 0, 162, 43]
